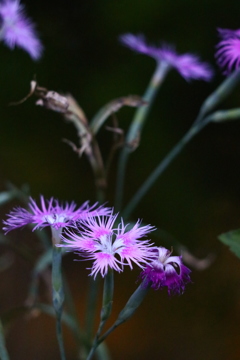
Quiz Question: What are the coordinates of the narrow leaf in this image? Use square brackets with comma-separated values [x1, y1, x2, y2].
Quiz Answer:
[218, 229, 240, 258]
[0, 191, 17, 206]
[90, 96, 147, 134]
[209, 108, 240, 123]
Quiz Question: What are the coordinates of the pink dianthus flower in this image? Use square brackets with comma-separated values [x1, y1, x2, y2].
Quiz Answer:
[3, 196, 111, 233]
[59, 214, 156, 278]
[140, 247, 191, 295]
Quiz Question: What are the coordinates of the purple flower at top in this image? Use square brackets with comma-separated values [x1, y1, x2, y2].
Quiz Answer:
[217, 27, 240, 40]
[0, 0, 43, 59]
[140, 247, 191, 295]
[59, 214, 156, 278]
[120, 33, 213, 82]
[215, 27, 240, 74]
[120, 33, 156, 57]
[3, 196, 111, 233]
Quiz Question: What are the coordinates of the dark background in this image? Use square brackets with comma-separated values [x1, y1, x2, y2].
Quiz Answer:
[1, 0, 240, 359]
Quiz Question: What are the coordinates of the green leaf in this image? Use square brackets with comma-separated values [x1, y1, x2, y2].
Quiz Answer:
[0, 191, 17, 206]
[218, 229, 240, 258]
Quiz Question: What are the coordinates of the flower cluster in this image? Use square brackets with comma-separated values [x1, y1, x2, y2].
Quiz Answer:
[3, 196, 191, 295]
[120, 33, 213, 82]
[0, 0, 43, 59]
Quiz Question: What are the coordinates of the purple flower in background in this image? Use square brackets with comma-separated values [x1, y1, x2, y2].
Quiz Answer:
[0, 0, 43, 59]
[217, 27, 240, 40]
[59, 214, 156, 278]
[140, 247, 191, 295]
[215, 28, 240, 74]
[3, 196, 111, 233]
[120, 33, 157, 58]
[120, 33, 213, 82]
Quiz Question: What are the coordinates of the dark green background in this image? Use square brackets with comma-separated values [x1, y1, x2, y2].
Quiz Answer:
[1, 0, 240, 359]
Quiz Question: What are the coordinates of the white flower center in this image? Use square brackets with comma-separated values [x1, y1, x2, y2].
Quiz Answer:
[45, 213, 66, 225]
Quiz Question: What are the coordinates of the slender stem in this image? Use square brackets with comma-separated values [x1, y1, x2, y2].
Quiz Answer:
[85, 178, 107, 345]
[0, 319, 9, 360]
[86, 270, 114, 360]
[89, 281, 150, 354]
[115, 62, 170, 211]
[195, 68, 240, 124]
[63, 275, 84, 347]
[95, 343, 111, 360]
[56, 312, 66, 360]
[52, 245, 66, 360]
[85, 276, 100, 341]
[122, 119, 210, 219]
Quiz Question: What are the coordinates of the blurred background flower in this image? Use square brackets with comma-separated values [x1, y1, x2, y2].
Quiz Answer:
[120, 33, 214, 81]
[216, 27, 240, 74]
[0, 0, 43, 59]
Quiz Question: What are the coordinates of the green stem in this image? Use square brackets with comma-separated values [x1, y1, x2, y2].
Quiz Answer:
[194, 68, 240, 124]
[56, 312, 66, 360]
[115, 62, 170, 211]
[85, 276, 100, 341]
[52, 245, 66, 360]
[0, 319, 9, 360]
[122, 118, 210, 219]
[94, 281, 150, 351]
[86, 270, 114, 360]
[63, 274, 84, 347]
[85, 179, 107, 344]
